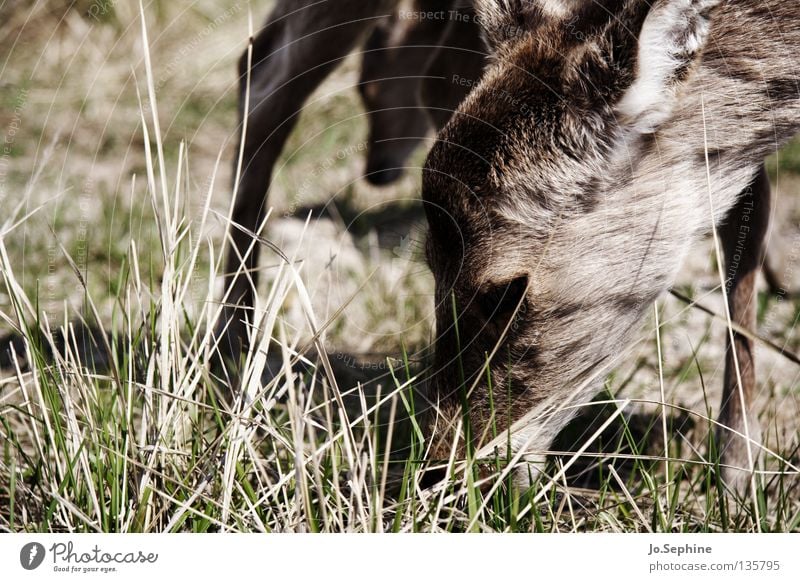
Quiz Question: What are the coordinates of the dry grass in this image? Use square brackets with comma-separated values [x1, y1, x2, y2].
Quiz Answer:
[0, 1, 798, 532]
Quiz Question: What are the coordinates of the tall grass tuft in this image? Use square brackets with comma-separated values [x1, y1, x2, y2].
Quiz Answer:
[1, 1, 798, 534]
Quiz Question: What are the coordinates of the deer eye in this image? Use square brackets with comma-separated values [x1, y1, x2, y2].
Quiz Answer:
[476, 275, 529, 322]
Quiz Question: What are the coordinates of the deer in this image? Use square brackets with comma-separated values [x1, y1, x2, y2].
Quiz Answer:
[420, 0, 799, 495]
[214, 0, 485, 366]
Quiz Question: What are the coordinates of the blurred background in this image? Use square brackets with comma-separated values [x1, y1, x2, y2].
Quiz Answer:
[0, 0, 435, 357]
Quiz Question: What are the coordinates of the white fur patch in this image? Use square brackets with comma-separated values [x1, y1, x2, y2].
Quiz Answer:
[616, 0, 718, 133]
[536, 0, 571, 19]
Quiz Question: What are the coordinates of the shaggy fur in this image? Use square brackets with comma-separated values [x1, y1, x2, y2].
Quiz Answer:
[422, 0, 800, 489]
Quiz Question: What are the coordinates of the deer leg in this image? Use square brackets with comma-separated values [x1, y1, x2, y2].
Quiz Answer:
[716, 164, 771, 493]
[358, 1, 444, 185]
[215, 0, 399, 366]
[419, 2, 487, 130]
[358, 0, 487, 185]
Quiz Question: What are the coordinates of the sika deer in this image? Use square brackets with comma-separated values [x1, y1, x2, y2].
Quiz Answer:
[421, 0, 799, 493]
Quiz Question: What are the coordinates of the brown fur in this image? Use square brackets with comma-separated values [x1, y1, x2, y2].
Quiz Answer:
[421, 0, 800, 491]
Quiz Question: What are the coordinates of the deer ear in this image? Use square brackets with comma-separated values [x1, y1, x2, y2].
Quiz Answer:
[614, 0, 722, 133]
[475, 0, 571, 49]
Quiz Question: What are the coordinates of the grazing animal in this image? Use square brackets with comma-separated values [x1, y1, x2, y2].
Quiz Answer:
[421, 0, 799, 493]
[215, 0, 485, 361]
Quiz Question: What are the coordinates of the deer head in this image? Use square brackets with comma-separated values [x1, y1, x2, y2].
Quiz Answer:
[420, 0, 732, 483]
